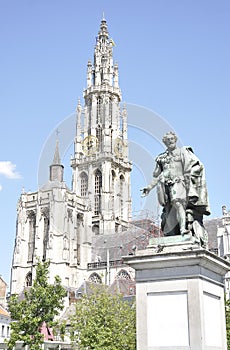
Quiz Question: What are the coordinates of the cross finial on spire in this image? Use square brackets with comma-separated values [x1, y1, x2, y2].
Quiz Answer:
[56, 128, 60, 140]
[102, 11, 105, 20]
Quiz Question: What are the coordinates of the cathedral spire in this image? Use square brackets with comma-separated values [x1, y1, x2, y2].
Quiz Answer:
[71, 18, 132, 235]
[89, 17, 119, 89]
[52, 138, 61, 165]
[98, 16, 109, 40]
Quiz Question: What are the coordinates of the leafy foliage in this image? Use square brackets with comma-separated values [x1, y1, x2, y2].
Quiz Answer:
[7, 260, 66, 350]
[70, 285, 136, 350]
[53, 320, 67, 342]
[225, 296, 230, 349]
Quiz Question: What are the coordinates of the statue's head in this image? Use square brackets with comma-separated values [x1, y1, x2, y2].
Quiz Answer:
[162, 131, 177, 150]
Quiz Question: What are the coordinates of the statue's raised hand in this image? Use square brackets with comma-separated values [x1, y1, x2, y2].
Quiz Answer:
[140, 187, 150, 197]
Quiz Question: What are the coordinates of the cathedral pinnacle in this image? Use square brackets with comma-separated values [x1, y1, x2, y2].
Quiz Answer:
[83, 18, 120, 90]
[76, 98, 82, 114]
[98, 17, 108, 39]
[49, 132, 64, 182]
[52, 132, 61, 165]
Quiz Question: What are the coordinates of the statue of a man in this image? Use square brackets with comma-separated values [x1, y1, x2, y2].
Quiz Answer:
[141, 131, 210, 243]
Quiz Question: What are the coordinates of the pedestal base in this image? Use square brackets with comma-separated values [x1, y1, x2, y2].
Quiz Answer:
[124, 245, 230, 350]
[148, 232, 201, 250]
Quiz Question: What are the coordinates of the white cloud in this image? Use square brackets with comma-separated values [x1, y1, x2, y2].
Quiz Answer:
[0, 161, 21, 179]
[0, 184, 2, 191]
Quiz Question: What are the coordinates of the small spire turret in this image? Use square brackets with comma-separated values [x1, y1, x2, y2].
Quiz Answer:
[50, 134, 64, 182]
[98, 16, 109, 40]
[52, 138, 61, 165]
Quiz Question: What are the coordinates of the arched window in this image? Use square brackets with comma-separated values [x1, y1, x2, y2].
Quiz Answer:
[92, 224, 99, 235]
[41, 207, 50, 261]
[96, 97, 102, 124]
[95, 170, 102, 195]
[109, 97, 112, 117]
[27, 210, 36, 262]
[119, 175, 125, 218]
[88, 272, 102, 284]
[96, 127, 102, 150]
[80, 172, 88, 197]
[116, 269, 131, 280]
[111, 170, 116, 192]
[25, 272, 32, 287]
[94, 170, 102, 215]
[119, 175, 125, 195]
[120, 199, 124, 218]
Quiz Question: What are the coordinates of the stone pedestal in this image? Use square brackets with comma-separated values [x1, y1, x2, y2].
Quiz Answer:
[123, 240, 230, 350]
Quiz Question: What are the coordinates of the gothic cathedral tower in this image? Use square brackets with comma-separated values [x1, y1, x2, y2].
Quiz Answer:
[71, 18, 132, 235]
[11, 18, 132, 295]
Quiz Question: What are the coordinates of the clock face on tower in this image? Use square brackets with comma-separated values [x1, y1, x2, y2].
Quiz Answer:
[114, 138, 124, 158]
[82, 135, 99, 156]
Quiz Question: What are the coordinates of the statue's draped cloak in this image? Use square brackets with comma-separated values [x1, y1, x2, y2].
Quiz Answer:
[156, 146, 210, 216]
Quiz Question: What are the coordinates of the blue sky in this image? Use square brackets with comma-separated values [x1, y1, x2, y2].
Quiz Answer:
[0, 0, 230, 285]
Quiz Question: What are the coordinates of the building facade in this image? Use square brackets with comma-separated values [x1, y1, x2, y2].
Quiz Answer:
[217, 205, 230, 298]
[0, 277, 10, 342]
[10, 18, 134, 296]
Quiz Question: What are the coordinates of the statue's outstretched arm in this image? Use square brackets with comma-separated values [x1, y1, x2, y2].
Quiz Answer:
[140, 163, 161, 197]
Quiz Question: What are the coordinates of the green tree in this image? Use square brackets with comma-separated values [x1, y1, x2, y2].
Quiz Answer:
[225, 296, 230, 349]
[53, 320, 66, 342]
[70, 285, 136, 350]
[7, 260, 66, 350]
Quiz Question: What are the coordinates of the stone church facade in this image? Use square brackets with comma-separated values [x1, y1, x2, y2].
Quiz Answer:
[10, 18, 139, 296]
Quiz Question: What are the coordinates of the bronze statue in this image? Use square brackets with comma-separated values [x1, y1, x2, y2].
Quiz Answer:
[141, 131, 210, 245]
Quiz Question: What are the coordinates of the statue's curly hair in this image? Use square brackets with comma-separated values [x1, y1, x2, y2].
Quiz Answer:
[162, 131, 177, 144]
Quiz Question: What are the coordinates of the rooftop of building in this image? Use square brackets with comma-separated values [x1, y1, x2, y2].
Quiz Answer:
[90, 216, 221, 264]
[0, 305, 10, 317]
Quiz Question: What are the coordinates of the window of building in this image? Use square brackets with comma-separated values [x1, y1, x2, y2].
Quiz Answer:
[27, 211, 36, 262]
[80, 172, 88, 197]
[94, 170, 102, 215]
[95, 170, 102, 195]
[92, 224, 99, 235]
[119, 175, 125, 195]
[117, 269, 131, 280]
[43, 216, 49, 261]
[77, 244, 81, 265]
[120, 199, 124, 218]
[88, 272, 102, 284]
[109, 97, 112, 117]
[96, 127, 102, 150]
[94, 196, 100, 216]
[111, 170, 116, 193]
[96, 97, 102, 124]
[25, 272, 32, 287]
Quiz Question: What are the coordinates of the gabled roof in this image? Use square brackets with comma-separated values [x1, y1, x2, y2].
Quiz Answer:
[0, 275, 7, 286]
[40, 179, 69, 191]
[91, 224, 155, 262]
[0, 305, 10, 317]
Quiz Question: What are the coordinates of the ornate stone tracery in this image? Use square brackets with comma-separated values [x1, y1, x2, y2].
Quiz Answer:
[116, 269, 131, 280]
[88, 272, 102, 284]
